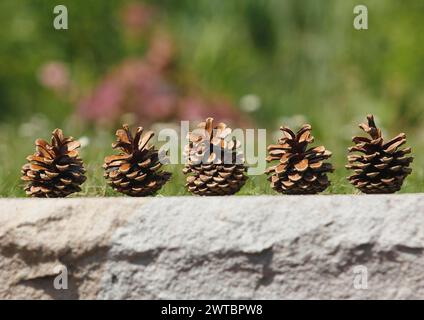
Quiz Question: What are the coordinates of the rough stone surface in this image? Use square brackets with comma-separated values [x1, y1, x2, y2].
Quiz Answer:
[0, 198, 144, 299]
[1, 195, 423, 299]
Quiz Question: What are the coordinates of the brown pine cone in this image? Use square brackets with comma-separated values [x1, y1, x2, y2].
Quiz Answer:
[21, 129, 86, 197]
[346, 115, 413, 193]
[183, 117, 247, 195]
[103, 124, 171, 196]
[266, 124, 333, 194]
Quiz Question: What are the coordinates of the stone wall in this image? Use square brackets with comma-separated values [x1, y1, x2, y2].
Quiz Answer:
[0, 195, 423, 299]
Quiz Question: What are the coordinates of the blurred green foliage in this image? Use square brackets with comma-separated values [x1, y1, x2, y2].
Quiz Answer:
[0, 0, 423, 196]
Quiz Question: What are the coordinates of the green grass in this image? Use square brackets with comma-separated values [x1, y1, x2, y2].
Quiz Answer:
[1, 124, 422, 198]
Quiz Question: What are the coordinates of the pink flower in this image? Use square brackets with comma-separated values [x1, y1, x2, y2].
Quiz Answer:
[77, 59, 178, 125]
[178, 95, 251, 128]
[38, 61, 70, 92]
[146, 32, 175, 71]
[78, 77, 124, 122]
[121, 2, 155, 34]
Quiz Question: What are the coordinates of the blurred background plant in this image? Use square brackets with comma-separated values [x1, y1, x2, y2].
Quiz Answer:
[0, 0, 423, 196]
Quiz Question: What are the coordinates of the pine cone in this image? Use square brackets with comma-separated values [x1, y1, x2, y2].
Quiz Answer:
[346, 115, 413, 194]
[103, 124, 171, 196]
[265, 124, 333, 194]
[183, 117, 247, 196]
[21, 129, 86, 197]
